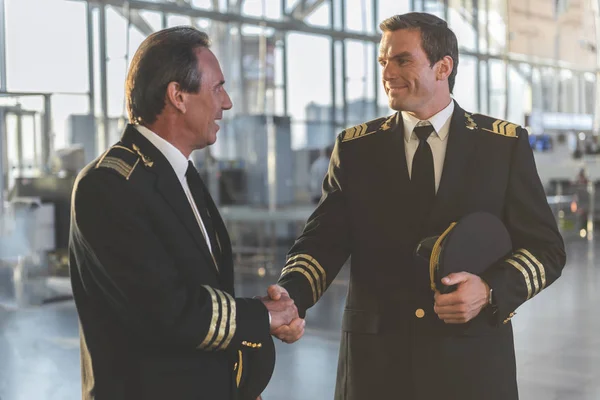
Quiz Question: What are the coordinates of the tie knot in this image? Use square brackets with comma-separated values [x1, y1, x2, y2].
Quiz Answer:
[186, 161, 197, 178]
[414, 125, 434, 142]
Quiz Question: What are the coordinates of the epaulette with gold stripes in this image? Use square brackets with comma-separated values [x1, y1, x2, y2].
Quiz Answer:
[279, 253, 327, 304]
[468, 112, 520, 138]
[95, 144, 141, 180]
[341, 114, 395, 142]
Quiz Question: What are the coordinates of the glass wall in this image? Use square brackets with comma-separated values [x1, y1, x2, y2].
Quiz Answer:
[1, 0, 597, 203]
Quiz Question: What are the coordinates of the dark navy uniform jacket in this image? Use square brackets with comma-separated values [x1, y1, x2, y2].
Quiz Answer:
[278, 102, 566, 400]
[69, 125, 271, 400]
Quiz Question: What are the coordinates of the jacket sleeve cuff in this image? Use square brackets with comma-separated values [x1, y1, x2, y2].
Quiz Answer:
[230, 298, 271, 350]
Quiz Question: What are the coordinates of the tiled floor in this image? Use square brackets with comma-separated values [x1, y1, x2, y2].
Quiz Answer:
[0, 238, 598, 400]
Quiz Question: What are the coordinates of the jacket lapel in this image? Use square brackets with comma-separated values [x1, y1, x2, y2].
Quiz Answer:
[378, 113, 424, 240]
[375, 113, 414, 210]
[120, 125, 220, 276]
[203, 188, 234, 294]
[428, 102, 479, 227]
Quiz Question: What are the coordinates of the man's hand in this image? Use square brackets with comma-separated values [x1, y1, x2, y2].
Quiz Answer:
[434, 272, 490, 324]
[260, 292, 298, 332]
[265, 285, 306, 343]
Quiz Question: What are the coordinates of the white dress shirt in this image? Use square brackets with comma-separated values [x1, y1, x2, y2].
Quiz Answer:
[402, 100, 454, 193]
[134, 125, 215, 258]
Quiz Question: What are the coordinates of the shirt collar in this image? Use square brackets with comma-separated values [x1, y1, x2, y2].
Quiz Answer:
[134, 124, 190, 182]
[401, 100, 455, 142]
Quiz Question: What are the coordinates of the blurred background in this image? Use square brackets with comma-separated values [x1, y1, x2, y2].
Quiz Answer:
[1, 0, 600, 399]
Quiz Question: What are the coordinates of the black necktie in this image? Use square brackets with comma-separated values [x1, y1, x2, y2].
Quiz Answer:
[185, 161, 220, 267]
[411, 124, 436, 219]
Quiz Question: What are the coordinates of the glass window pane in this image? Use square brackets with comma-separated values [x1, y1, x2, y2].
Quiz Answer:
[287, 34, 332, 149]
[274, 88, 285, 115]
[541, 67, 556, 112]
[285, 0, 303, 14]
[6, 114, 18, 169]
[334, 41, 344, 123]
[365, 43, 377, 101]
[218, 0, 230, 12]
[6, 0, 88, 93]
[332, 0, 343, 30]
[378, 0, 410, 25]
[106, 8, 128, 119]
[20, 115, 36, 169]
[559, 70, 575, 114]
[139, 11, 163, 31]
[191, 0, 213, 9]
[242, 31, 277, 114]
[584, 73, 595, 115]
[346, 41, 368, 103]
[345, 0, 375, 33]
[487, 0, 507, 55]
[448, 0, 476, 52]
[306, 1, 331, 28]
[478, 60, 489, 114]
[346, 41, 379, 124]
[489, 59, 506, 118]
[477, 0, 487, 52]
[128, 25, 149, 65]
[424, 0, 445, 18]
[507, 64, 529, 125]
[167, 14, 193, 27]
[53, 94, 91, 150]
[242, 0, 277, 18]
[264, 0, 283, 19]
[453, 55, 477, 112]
[274, 43, 285, 87]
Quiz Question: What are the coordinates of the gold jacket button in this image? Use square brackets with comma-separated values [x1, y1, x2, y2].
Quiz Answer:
[415, 309, 425, 318]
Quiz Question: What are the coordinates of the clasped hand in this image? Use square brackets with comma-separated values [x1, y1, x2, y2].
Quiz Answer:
[259, 285, 305, 343]
[434, 272, 490, 324]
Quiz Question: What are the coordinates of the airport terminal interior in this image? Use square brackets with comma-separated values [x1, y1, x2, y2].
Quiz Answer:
[1, 0, 600, 399]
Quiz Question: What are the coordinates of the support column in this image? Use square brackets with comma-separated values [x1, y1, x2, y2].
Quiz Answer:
[42, 95, 52, 172]
[87, 3, 95, 115]
[372, 0, 379, 117]
[0, 0, 6, 216]
[592, 0, 600, 135]
[340, 0, 348, 128]
[0, 109, 5, 216]
[99, 5, 110, 150]
[0, 0, 7, 92]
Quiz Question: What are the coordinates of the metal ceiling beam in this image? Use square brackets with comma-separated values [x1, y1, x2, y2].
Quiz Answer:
[69, 0, 598, 73]
[228, 0, 245, 13]
[112, 6, 155, 35]
[70, 0, 383, 42]
[290, 0, 307, 16]
[290, 0, 325, 20]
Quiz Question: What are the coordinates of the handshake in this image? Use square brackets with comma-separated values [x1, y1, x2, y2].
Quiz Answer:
[259, 285, 306, 344]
